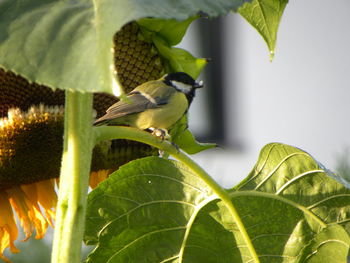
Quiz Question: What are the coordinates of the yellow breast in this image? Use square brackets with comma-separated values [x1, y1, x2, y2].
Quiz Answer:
[135, 92, 188, 130]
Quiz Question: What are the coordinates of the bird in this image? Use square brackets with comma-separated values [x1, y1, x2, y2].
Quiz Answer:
[93, 72, 203, 138]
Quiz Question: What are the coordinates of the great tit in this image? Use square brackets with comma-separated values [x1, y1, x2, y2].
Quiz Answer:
[93, 72, 203, 136]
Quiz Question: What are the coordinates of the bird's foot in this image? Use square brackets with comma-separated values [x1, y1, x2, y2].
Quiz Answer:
[148, 128, 180, 157]
[149, 128, 170, 141]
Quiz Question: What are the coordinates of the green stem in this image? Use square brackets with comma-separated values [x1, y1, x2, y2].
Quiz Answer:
[94, 126, 260, 263]
[51, 91, 94, 263]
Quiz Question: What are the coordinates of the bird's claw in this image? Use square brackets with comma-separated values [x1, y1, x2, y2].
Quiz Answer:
[150, 128, 170, 141]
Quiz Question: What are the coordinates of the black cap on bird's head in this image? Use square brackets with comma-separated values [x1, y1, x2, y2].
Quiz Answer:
[163, 72, 203, 104]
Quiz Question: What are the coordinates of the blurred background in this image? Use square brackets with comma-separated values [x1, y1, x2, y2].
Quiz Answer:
[5, 0, 350, 262]
[181, 0, 350, 187]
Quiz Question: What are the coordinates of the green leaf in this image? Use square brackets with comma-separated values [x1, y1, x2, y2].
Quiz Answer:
[170, 115, 216, 154]
[0, 0, 247, 94]
[300, 225, 350, 263]
[235, 143, 350, 233]
[138, 17, 198, 46]
[231, 143, 350, 261]
[186, 197, 350, 263]
[173, 129, 216, 154]
[153, 36, 207, 79]
[85, 143, 350, 262]
[84, 156, 215, 262]
[238, 0, 288, 59]
[137, 17, 207, 79]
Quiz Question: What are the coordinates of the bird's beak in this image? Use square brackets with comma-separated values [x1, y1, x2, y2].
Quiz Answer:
[195, 80, 204, 89]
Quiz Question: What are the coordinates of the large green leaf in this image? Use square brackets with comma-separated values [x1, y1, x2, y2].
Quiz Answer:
[85, 156, 216, 262]
[0, 0, 248, 94]
[238, 0, 288, 58]
[235, 143, 350, 234]
[85, 143, 350, 262]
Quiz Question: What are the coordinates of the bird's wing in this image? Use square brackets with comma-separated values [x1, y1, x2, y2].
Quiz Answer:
[133, 81, 176, 105]
[93, 93, 155, 126]
[93, 81, 176, 126]
[105, 81, 177, 116]
[105, 93, 156, 118]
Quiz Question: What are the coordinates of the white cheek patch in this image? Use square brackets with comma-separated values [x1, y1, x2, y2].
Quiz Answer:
[171, 81, 192, 94]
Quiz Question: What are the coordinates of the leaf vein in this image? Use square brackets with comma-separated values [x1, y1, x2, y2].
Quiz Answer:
[107, 226, 187, 263]
[178, 195, 218, 261]
[308, 194, 350, 209]
[276, 169, 325, 195]
[255, 152, 311, 190]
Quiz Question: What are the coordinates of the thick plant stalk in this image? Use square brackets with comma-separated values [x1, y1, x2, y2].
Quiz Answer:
[94, 126, 260, 263]
[51, 90, 94, 263]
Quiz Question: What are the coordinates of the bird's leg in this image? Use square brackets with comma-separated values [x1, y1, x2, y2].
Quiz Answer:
[148, 128, 179, 157]
[149, 128, 170, 141]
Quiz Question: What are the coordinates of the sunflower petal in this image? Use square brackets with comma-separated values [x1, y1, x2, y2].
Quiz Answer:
[7, 186, 48, 240]
[35, 179, 57, 225]
[89, 170, 110, 189]
[0, 193, 19, 262]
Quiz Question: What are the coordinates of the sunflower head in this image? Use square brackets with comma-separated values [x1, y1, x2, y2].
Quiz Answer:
[0, 105, 64, 190]
[0, 18, 184, 261]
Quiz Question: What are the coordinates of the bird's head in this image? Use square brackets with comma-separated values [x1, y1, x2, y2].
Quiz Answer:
[163, 72, 203, 104]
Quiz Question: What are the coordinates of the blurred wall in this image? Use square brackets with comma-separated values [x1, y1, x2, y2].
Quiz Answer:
[184, 0, 350, 187]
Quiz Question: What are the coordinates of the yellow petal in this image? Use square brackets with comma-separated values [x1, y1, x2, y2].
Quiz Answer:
[0, 193, 19, 262]
[7, 186, 48, 240]
[35, 179, 57, 225]
[89, 170, 110, 189]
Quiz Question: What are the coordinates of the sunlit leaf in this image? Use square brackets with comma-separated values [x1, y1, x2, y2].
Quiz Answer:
[85, 157, 215, 262]
[85, 143, 350, 262]
[238, 0, 288, 59]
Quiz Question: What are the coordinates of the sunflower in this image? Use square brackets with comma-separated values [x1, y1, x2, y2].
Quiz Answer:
[0, 22, 163, 262]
